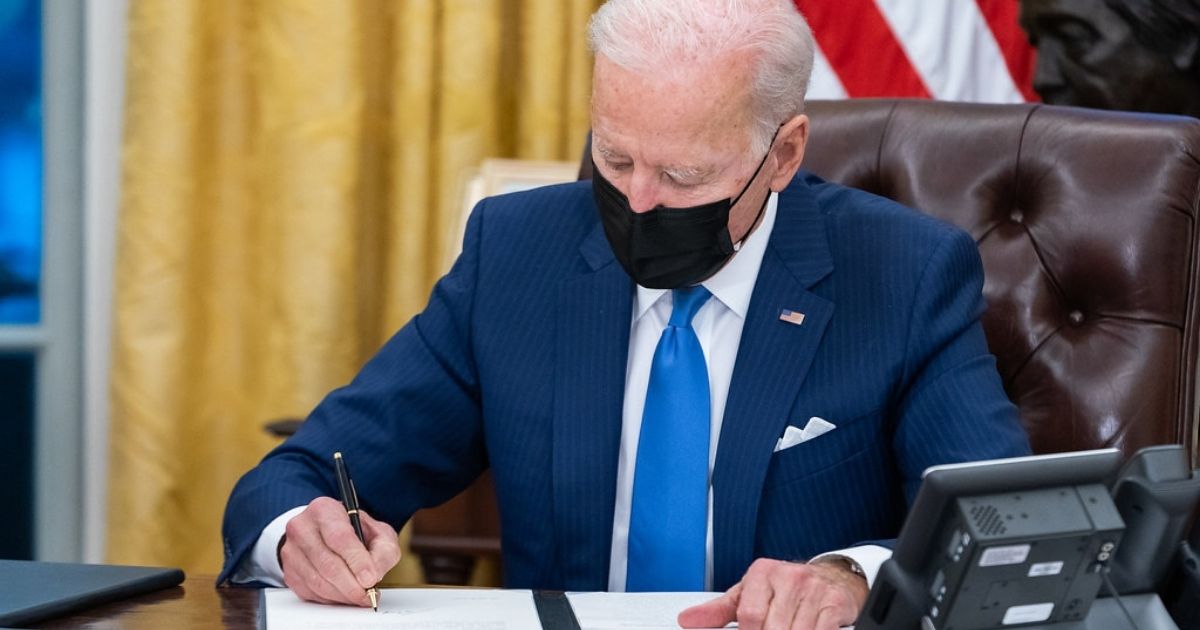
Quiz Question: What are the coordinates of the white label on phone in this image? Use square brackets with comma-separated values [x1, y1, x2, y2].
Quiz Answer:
[979, 544, 1030, 567]
[1003, 603, 1054, 624]
[1028, 561, 1064, 577]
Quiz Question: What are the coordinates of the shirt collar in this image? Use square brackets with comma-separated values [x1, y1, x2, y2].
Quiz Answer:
[634, 191, 779, 320]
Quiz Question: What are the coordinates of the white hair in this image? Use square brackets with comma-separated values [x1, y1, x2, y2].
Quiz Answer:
[588, 0, 815, 153]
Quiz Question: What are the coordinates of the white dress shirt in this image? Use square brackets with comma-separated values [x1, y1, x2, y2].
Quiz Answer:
[235, 192, 890, 589]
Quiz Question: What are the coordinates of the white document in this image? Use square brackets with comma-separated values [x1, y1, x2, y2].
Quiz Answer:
[263, 588, 542, 629]
[265, 587, 856, 629]
[566, 591, 855, 629]
[566, 591, 726, 629]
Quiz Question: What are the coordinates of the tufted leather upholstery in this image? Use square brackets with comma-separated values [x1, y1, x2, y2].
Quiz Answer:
[800, 99, 1200, 464]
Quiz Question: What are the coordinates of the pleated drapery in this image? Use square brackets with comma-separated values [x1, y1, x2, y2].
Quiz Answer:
[108, 0, 599, 579]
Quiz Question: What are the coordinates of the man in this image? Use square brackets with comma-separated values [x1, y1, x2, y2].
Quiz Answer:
[221, 1, 1030, 628]
[1019, 0, 1200, 117]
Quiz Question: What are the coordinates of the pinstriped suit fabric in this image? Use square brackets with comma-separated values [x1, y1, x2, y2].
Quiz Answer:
[221, 173, 1030, 591]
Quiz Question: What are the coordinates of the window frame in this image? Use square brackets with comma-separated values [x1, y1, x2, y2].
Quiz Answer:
[0, 0, 86, 561]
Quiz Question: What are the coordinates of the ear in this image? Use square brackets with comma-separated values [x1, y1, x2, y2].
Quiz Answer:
[768, 114, 810, 192]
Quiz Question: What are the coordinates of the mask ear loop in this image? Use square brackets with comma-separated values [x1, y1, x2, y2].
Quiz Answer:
[729, 124, 784, 251]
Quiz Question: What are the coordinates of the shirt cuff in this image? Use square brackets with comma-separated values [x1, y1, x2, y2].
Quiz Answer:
[810, 544, 892, 588]
[228, 505, 307, 586]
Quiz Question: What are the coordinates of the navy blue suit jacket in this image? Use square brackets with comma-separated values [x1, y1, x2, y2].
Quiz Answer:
[220, 172, 1030, 590]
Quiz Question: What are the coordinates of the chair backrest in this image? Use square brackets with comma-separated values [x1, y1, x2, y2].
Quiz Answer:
[800, 99, 1200, 463]
[580, 99, 1200, 463]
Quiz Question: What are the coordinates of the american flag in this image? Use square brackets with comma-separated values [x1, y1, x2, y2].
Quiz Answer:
[780, 309, 807, 326]
[796, 0, 1038, 103]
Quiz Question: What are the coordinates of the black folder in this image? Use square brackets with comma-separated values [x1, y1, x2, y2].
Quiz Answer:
[0, 560, 184, 627]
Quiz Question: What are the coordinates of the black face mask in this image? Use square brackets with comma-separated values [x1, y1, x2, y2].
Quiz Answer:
[592, 139, 774, 289]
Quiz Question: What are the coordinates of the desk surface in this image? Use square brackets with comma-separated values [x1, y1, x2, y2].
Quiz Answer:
[29, 574, 259, 629]
[21, 575, 1177, 629]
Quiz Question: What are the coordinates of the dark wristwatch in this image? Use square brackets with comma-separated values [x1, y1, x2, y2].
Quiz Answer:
[276, 533, 288, 569]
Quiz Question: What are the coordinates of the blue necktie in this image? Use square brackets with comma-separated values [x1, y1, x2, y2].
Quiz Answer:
[627, 286, 712, 592]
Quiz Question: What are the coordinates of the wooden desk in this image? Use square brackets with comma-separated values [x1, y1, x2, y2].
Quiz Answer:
[30, 575, 259, 629]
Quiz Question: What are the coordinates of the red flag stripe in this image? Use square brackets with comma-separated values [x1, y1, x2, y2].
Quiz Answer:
[975, 0, 1040, 102]
[795, 0, 931, 98]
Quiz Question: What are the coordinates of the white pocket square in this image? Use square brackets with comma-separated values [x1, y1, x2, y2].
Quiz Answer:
[774, 416, 837, 452]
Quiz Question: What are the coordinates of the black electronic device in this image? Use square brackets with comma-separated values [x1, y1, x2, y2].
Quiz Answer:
[1107, 445, 1200, 596]
[857, 449, 1126, 630]
[1164, 474, 1200, 628]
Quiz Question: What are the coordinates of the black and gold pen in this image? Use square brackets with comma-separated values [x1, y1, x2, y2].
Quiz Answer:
[333, 451, 381, 612]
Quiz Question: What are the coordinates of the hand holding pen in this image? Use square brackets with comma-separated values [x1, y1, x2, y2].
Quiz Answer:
[276, 455, 401, 608]
[334, 452, 382, 611]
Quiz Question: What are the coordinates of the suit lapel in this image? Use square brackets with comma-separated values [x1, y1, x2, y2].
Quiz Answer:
[553, 223, 632, 590]
[712, 178, 836, 590]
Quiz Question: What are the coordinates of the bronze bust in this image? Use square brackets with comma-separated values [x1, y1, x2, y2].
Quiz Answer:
[1019, 0, 1200, 117]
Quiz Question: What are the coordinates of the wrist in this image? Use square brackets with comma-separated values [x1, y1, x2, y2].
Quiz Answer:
[808, 554, 869, 607]
[811, 554, 868, 619]
[809, 554, 866, 580]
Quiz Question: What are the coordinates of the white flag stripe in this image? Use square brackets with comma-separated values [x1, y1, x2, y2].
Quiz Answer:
[807, 44, 849, 100]
[872, 0, 1025, 103]
[957, 0, 1028, 102]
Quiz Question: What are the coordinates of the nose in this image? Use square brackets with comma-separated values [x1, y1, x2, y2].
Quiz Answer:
[625, 170, 664, 214]
[1031, 45, 1065, 100]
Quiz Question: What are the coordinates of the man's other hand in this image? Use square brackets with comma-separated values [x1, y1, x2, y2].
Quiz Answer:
[279, 496, 401, 606]
[678, 557, 868, 630]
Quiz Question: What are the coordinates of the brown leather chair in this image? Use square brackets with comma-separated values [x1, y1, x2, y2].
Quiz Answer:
[801, 99, 1200, 462]
[405, 99, 1200, 584]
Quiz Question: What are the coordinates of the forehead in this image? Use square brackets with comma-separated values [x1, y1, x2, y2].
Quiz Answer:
[590, 53, 757, 162]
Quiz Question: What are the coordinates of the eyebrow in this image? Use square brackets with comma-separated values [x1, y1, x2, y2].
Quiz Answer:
[662, 163, 714, 182]
[595, 145, 629, 161]
[595, 145, 715, 182]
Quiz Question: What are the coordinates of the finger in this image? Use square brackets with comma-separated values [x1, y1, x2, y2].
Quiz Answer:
[678, 582, 741, 628]
[813, 603, 850, 630]
[360, 511, 403, 576]
[285, 571, 325, 605]
[763, 571, 802, 630]
[790, 596, 820, 630]
[280, 518, 333, 604]
[736, 575, 774, 630]
[283, 539, 355, 605]
[790, 580, 827, 630]
[288, 512, 372, 605]
[800, 588, 856, 630]
[296, 539, 369, 606]
[315, 524, 379, 603]
[280, 542, 325, 604]
[314, 505, 380, 590]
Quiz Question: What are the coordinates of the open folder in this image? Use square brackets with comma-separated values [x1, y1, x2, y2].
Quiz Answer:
[0, 560, 184, 627]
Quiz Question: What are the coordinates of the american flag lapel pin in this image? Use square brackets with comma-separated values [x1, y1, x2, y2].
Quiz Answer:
[779, 309, 805, 326]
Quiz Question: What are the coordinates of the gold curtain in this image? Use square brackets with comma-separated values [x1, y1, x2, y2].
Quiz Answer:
[108, 0, 600, 578]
